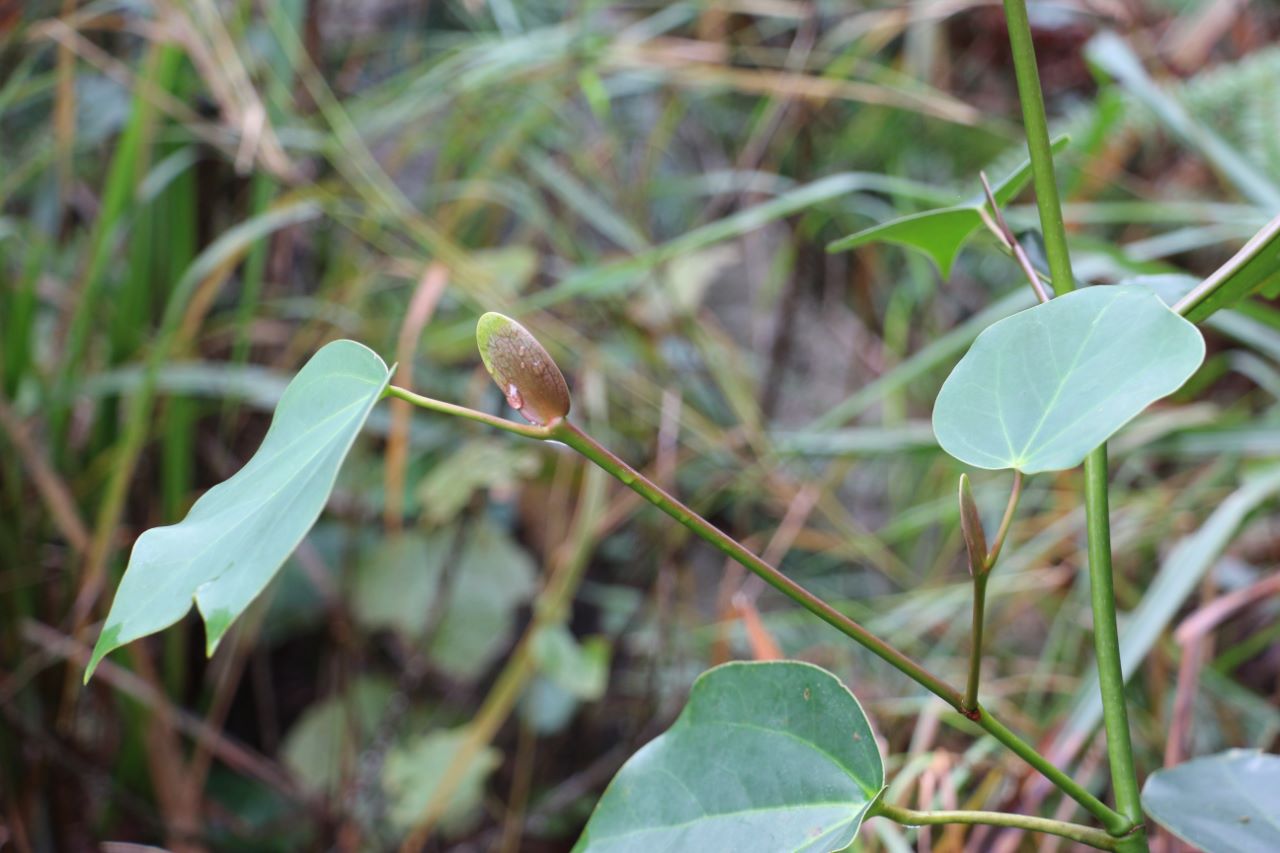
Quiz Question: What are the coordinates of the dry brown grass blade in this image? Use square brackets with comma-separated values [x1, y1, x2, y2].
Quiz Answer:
[185, 593, 276, 815]
[54, 0, 77, 210]
[1162, 572, 1280, 789]
[155, 0, 298, 180]
[731, 593, 783, 661]
[384, 263, 450, 532]
[128, 644, 203, 853]
[606, 40, 986, 126]
[27, 20, 241, 169]
[711, 481, 819, 664]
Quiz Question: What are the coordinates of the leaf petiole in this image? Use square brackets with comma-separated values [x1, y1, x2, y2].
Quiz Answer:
[874, 802, 1130, 851]
[384, 385, 554, 441]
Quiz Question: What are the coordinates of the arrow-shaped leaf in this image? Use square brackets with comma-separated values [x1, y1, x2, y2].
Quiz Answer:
[86, 340, 392, 680]
[828, 136, 1069, 277]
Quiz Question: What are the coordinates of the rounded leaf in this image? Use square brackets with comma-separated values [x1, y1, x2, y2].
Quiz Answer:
[933, 285, 1205, 473]
[476, 312, 570, 425]
[1142, 749, 1280, 853]
[574, 661, 885, 853]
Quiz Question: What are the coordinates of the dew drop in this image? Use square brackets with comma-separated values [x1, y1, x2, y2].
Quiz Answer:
[505, 383, 524, 411]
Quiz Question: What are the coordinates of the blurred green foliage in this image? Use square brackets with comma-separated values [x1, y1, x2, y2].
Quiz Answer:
[2, 1, 1279, 850]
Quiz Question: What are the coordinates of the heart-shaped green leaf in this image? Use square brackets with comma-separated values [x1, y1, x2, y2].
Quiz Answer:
[827, 136, 1069, 277]
[933, 285, 1205, 473]
[86, 340, 392, 681]
[1142, 750, 1280, 853]
[574, 661, 884, 853]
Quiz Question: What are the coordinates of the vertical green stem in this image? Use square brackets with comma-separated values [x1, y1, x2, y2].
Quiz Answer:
[1084, 446, 1144, 826]
[962, 472, 1021, 716]
[1001, 0, 1074, 296]
[963, 572, 989, 713]
[1001, 1, 1145, 845]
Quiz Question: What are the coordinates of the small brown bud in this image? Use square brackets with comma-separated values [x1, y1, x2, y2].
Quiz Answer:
[958, 474, 989, 576]
[476, 312, 571, 426]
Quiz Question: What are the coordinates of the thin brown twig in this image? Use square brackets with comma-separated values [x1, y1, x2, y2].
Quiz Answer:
[607, 40, 986, 126]
[979, 171, 1051, 304]
[384, 263, 449, 532]
[22, 620, 303, 800]
[0, 398, 90, 554]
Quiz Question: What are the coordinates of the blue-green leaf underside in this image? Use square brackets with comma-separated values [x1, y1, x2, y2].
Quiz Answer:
[1142, 750, 1280, 853]
[574, 661, 885, 853]
[86, 340, 392, 681]
[933, 285, 1205, 473]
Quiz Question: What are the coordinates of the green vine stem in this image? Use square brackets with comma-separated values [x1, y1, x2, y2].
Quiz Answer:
[985, 470, 1023, 571]
[1001, 0, 1146, 845]
[874, 802, 1129, 851]
[961, 471, 1023, 713]
[546, 416, 1128, 833]
[383, 385, 553, 440]
[964, 572, 990, 713]
[388, 384, 1126, 831]
[550, 418, 964, 705]
[975, 709, 1126, 836]
[1084, 446, 1145, 826]
[1000, 0, 1073, 297]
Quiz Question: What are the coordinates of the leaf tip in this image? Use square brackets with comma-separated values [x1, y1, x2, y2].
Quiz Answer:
[475, 312, 571, 426]
[202, 608, 234, 657]
[82, 657, 100, 685]
[83, 624, 121, 685]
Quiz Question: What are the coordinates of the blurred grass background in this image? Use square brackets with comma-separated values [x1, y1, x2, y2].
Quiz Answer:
[2, 0, 1280, 850]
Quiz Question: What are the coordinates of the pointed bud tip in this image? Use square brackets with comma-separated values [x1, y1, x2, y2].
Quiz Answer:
[475, 312, 571, 426]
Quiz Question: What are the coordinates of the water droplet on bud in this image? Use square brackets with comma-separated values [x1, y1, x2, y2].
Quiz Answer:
[476, 312, 571, 425]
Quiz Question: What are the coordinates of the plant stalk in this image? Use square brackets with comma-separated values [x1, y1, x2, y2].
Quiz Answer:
[1000, 1, 1146, 845]
[550, 418, 1127, 833]
[552, 419, 963, 706]
[384, 385, 552, 440]
[391, 387, 1127, 831]
[972, 710, 1127, 836]
[1084, 446, 1145, 825]
[1000, 0, 1073, 296]
[874, 802, 1128, 851]
[962, 472, 1021, 714]
[963, 572, 989, 713]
